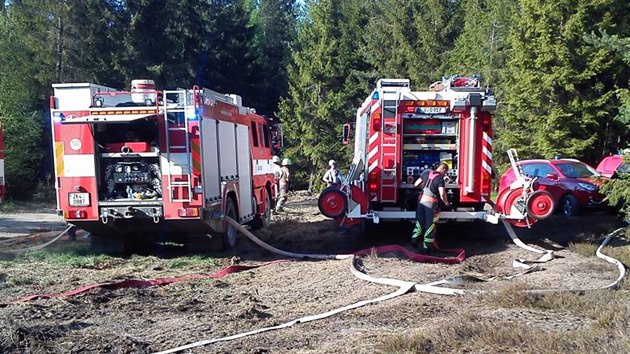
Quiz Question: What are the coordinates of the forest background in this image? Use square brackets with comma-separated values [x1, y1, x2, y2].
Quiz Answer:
[0, 0, 629, 210]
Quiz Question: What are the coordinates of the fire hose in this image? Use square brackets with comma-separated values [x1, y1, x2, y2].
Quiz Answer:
[0, 226, 73, 254]
[152, 215, 628, 354]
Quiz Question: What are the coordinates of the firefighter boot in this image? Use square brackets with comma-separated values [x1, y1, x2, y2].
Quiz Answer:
[410, 221, 423, 249]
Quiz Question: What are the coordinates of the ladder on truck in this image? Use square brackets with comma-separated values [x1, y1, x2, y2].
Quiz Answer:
[379, 88, 402, 202]
[162, 89, 194, 203]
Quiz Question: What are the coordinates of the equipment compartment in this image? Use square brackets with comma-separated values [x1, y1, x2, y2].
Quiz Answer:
[93, 119, 163, 202]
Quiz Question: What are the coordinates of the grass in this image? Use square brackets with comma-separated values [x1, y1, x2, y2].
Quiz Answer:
[166, 255, 217, 268]
[5, 244, 122, 270]
[0, 199, 56, 213]
[378, 305, 630, 354]
[377, 235, 630, 354]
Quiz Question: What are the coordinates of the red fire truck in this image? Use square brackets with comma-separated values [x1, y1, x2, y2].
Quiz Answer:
[50, 80, 280, 250]
[318, 76, 554, 229]
[0, 122, 4, 203]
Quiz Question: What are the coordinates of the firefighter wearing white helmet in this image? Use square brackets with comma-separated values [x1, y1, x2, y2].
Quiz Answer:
[323, 159, 340, 188]
[271, 155, 282, 178]
[275, 158, 292, 213]
[270, 155, 282, 198]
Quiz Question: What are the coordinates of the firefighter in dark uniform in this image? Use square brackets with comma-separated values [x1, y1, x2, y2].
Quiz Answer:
[411, 162, 451, 253]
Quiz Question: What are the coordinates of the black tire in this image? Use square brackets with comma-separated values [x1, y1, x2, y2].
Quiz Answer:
[559, 194, 579, 217]
[223, 197, 238, 249]
[251, 189, 272, 230]
[261, 189, 272, 228]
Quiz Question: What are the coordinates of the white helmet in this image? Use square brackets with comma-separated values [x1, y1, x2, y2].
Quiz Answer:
[329, 159, 336, 167]
[282, 158, 292, 166]
[271, 155, 280, 163]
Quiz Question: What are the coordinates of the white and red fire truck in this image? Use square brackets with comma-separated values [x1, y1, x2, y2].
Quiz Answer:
[318, 76, 555, 229]
[0, 122, 4, 203]
[50, 79, 280, 250]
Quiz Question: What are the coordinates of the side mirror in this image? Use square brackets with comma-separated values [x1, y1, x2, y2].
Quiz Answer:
[546, 173, 559, 180]
[342, 123, 351, 145]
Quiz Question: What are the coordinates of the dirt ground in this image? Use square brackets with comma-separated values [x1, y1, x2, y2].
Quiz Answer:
[0, 194, 627, 353]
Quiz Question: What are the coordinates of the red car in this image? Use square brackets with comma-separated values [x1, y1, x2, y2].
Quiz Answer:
[498, 159, 606, 216]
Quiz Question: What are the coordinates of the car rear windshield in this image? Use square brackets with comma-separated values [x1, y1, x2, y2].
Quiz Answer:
[555, 162, 599, 178]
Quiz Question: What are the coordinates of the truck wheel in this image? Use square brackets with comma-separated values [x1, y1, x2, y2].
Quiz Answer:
[250, 189, 272, 230]
[223, 198, 238, 249]
[560, 194, 579, 217]
[261, 189, 272, 228]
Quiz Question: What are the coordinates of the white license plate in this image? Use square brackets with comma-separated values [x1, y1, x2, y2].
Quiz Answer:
[419, 107, 447, 114]
[69, 192, 90, 206]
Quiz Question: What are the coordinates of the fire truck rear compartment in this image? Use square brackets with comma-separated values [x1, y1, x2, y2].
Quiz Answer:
[93, 119, 163, 205]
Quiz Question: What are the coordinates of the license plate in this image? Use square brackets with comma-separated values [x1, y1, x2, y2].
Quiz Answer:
[69, 192, 90, 206]
[419, 107, 447, 114]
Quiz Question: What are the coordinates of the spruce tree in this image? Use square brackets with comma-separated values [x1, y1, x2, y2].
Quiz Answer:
[249, 0, 299, 117]
[362, 0, 461, 88]
[278, 0, 371, 190]
[446, 0, 517, 86]
[0, 6, 44, 198]
[499, 0, 630, 164]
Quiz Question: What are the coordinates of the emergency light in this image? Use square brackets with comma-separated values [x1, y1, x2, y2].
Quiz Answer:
[371, 112, 382, 131]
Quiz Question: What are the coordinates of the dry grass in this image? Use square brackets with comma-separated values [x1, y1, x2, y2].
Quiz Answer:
[378, 280, 630, 354]
[568, 236, 630, 290]
[377, 309, 630, 354]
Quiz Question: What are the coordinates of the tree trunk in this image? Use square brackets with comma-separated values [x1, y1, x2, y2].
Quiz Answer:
[56, 14, 63, 82]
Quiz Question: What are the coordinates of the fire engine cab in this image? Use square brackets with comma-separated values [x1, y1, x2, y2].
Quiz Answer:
[50, 79, 280, 250]
[318, 76, 555, 229]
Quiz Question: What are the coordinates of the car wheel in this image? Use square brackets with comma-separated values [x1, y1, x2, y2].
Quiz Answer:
[560, 194, 579, 217]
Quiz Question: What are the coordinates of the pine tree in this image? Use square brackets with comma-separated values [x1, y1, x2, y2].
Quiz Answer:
[362, 0, 461, 88]
[588, 32, 630, 219]
[446, 0, 517, 86]
[499, 0, 630, 165]
[248, 0, 299, 117]
[278, 0, 372, 190]
[0, 6, 44, 198]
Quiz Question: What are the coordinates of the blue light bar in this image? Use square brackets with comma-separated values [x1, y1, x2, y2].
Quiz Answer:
[185, 107, 199, 121]
[372, 92, 379, 99]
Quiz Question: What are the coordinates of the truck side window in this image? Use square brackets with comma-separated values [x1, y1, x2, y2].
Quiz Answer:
[251, 121, 259, 147]
[262, 124, 270, 148]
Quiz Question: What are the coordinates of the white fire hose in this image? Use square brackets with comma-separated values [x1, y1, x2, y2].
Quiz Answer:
[0, 226, 73, 254]
[154, 214, 627, 354]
